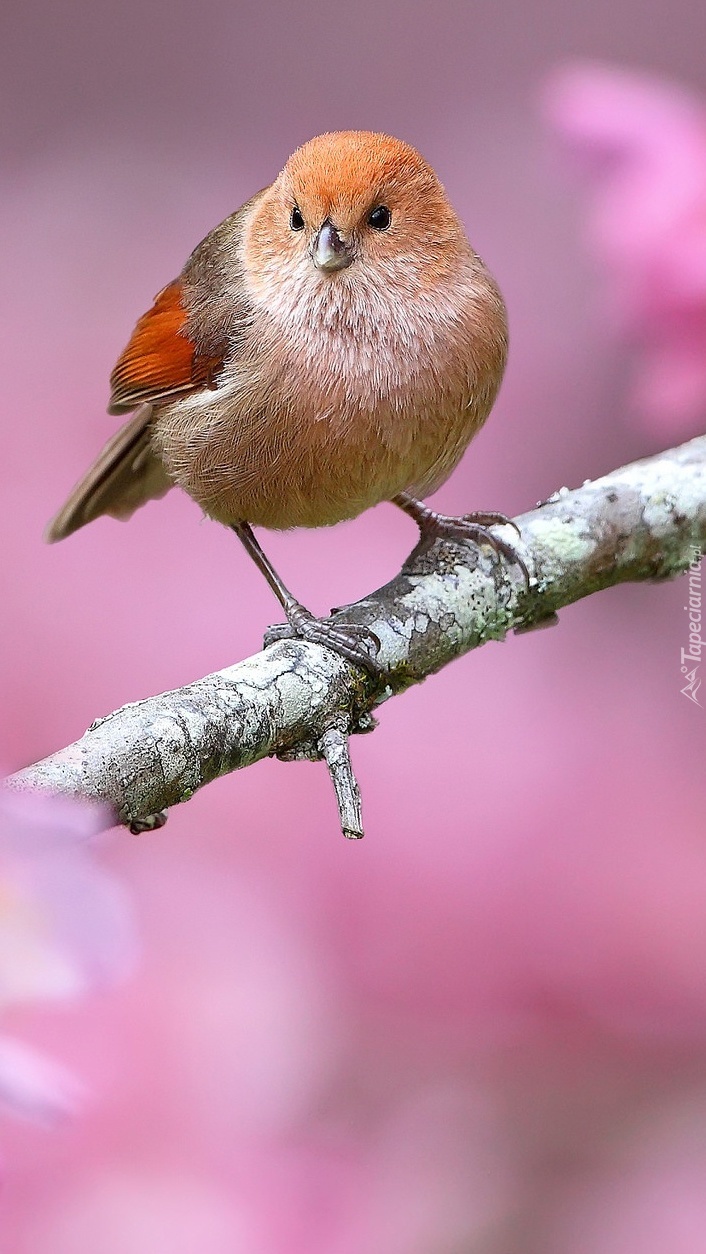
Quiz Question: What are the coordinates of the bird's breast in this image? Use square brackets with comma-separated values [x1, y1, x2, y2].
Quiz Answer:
[152, 263, 505, 530]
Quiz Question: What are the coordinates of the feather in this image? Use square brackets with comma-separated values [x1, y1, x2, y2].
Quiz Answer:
[108, 280, 225, 415]
[46, 405, 172, 542]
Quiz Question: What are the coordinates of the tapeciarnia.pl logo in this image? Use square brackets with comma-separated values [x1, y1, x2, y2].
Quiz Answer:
[681, 547, 703, 707]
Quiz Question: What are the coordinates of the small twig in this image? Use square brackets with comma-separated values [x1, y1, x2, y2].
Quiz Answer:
[319, 723, 365, 840]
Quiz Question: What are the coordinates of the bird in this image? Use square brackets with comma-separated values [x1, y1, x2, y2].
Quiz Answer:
[47, 130, 523, 675]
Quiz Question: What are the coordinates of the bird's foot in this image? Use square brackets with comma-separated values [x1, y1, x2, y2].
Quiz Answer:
[399, 497, 530, 586]
[264, 604, 383, 679]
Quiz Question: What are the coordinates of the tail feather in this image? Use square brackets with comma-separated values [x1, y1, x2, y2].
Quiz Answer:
[46, 405, 173, 543]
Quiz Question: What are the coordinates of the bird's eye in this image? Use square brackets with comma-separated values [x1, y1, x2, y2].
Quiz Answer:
[290, 206, 305, 231]
[367, 205, 391, 231]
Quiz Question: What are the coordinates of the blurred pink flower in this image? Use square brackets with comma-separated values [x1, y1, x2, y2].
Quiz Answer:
[0, 789, 137, 1123]
[544, 62, 706, 436]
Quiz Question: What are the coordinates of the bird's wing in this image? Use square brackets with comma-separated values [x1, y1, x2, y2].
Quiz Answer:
[46, 275, 219, 541]
[108, 192, 266, 415]
[47, 273, 232, 542]
[48, 275, 228, 541]
[46, 404, 173, 542]
[108, 279, 227, 415]
[47, 194, 263, 542]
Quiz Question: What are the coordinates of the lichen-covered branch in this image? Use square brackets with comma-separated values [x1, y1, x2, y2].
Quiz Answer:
[7, 436, 706, 836]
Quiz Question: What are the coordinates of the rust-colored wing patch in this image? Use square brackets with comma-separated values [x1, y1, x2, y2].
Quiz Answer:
[108, 280, 225, 414]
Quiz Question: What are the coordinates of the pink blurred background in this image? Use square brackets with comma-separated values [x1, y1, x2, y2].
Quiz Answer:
[2, 0, 706, 1249]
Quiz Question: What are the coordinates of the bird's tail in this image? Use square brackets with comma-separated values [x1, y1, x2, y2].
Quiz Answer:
[46, 404, 173, 542]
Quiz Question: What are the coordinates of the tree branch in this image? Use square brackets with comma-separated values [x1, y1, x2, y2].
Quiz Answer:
[7, 437, 706, 837]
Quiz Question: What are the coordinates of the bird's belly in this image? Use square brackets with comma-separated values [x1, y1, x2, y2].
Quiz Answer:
[152, 382, 479, 531]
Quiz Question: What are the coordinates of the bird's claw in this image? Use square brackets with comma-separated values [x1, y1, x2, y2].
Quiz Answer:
[264, 607, 382, 679]
[416, 509, 530, 586]
[458, 509, 523, 539]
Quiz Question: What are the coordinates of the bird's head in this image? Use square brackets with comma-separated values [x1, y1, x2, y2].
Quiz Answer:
[242, 131, 472, 313]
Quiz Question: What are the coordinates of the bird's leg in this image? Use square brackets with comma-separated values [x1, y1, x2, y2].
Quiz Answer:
[231, 522, 382, 679]
[393, 492, 530, 585]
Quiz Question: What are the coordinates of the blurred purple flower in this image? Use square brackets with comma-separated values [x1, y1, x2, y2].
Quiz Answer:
[544, 62, 706, 436]
[0, 788, 137, 1124]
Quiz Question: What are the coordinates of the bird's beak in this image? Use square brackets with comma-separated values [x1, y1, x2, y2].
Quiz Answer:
[312, 220, 353, 272]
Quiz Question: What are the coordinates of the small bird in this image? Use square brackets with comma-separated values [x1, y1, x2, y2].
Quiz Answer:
[47, 131, 521, 674]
